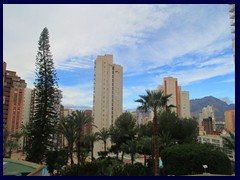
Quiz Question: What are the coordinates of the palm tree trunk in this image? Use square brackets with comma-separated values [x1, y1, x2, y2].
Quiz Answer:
[116, 152, 119, 160]
[91, 142, 94, 161]
[22, 137, 25, 155]
[104, 142, 107, 153]
[121, 151, 124, 161]
[77, 144, 80, 165]
[9, 149, 12, 158]
[144, 153, 146, 167]
[69, 145, 74, 165]
[153, 109, 159, 176]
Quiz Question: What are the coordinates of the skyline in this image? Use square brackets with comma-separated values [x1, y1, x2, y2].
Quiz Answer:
[3, 4, 235, 110]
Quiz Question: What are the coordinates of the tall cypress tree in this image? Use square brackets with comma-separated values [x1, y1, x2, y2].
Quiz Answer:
[26, 27, 61, 163]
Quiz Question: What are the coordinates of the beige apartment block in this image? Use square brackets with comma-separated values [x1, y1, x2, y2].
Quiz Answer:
[93, 54, 123, 156]
[157, 77, 191, 118]
[225, 110, 235, 132]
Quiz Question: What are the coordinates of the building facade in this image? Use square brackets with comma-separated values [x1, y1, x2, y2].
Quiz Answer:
[93, 54, 123, 155]
[3, 62, 27, 146]
[198, 105, 216, 135]
[136, 110, 154, 124]
[198, 132, 235, 162]
[157, 77, 191, 118]
[229, 4, 235, 63]
[202, 117, 213, 134]
[225, 110, 235, 132]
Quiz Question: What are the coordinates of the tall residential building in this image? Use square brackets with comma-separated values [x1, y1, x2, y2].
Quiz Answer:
[20, 88, 32, 150]
[198, 105, 216, 134]
[202, 117, 213, 134]
[93, 54, 123, 155]
[3, 62, 27, 142]
[225, 110, 235, 132]
[63, 108, 73, 117]
[22, 88, 32, 126]
[157, 77, 191, 118]
[84, 110, 93, 135]
[229, 4, 235, 63]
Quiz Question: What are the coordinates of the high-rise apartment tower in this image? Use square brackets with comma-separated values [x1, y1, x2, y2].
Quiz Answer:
[93, 55, 123, 155]
[157, 77, 191, 118]
[225, 110, 235, 132]
[3, 62, 26, 144]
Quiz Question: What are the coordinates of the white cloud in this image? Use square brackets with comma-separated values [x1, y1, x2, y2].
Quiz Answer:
[154, 56, 235, 86]
[217, 78, 235, 84]
[3, 4, 234, 107]
[59, 83, 93, 106]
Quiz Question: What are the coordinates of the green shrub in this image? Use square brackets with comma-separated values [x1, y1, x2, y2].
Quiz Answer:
[161, 143, 232, 175]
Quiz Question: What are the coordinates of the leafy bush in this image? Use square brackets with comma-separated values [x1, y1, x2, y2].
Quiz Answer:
[161, 143, 232, 175]
[46, 149, 69, 175]
[59, 157, 123, 176]
[59, 157, 160, 176]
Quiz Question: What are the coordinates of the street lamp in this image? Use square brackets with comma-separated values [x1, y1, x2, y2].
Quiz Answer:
[203, 165, 208, 174]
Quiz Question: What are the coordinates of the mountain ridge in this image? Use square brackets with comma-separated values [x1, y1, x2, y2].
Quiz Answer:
[190, 96, 235, 121]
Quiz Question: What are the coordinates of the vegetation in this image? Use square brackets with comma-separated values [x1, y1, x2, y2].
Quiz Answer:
[58, 116, 77, 164]
[84, 133, 98, 161]
[26, 27, 61, 163]
[96, 128, 109, 154]
[59, 157, 155, 176]
[21, 123, 31, 155]
[70, 110, 93, 164]
[6, 139, 18, 158]
[158, 111, 198, 146]
[161, 143, 232, 175]
[135, 90, 172, 176]
[46, 149, 69, 175]
[222, 132, 235, 151]
[11, 131, 23, 152]
[109, 112, 137, 161]
[3, 125, 10, 157]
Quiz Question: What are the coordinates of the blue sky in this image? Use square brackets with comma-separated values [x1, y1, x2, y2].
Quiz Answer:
[3, 4, 235, 110]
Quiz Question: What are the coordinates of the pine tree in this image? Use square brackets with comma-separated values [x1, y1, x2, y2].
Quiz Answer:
[26, 27, 61, 163]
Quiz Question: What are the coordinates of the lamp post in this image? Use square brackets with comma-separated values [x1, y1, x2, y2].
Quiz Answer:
[203, 165, 208, 174]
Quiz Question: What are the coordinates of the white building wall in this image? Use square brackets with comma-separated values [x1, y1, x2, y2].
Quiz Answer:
[180, 91, 191, 118]
[93, 55, 123, 156]
[20, 88, 32, 150]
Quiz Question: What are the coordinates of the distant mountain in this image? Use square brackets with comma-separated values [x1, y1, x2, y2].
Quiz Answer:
[63, 104, 92, 111]
[123, 108, 136, 112]
[190, 96, 235, 121]
[219, 97, 233, 105]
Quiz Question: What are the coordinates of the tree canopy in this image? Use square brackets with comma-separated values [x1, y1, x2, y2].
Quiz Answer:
[26, 27, 61, 163]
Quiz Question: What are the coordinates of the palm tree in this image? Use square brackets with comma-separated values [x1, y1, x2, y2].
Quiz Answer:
[109, 125, 122, 160]
[96, 128, 109, 154]
[6, 139, 18, 158]
[159, 131, 175, 150]
[21, 123, 30, 155]
[11, 131, 23, 153]
[58, 117, 77, 165]
[3, 125, 10, 157]
[222, 132, 235, 151]
[121, 139, 138, 164]
[70, 110, 93, 165]
[138, 136, 153, 167]
[135, 90, 171, 176]
[84, 133, 98, 161]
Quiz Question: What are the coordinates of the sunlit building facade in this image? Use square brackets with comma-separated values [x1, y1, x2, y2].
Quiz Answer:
[93, 54, 123, 156]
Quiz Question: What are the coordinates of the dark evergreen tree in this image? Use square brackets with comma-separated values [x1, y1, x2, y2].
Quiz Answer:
[26, 27, 61, 163]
